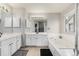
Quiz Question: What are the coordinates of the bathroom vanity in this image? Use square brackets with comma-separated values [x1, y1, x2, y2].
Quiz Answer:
[0, 33, 21, 56]
[25, 15, 48, 46]
[26, 33, 48, 46]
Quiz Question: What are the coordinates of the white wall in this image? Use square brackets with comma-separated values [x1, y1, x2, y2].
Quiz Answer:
[48, 4, 75, 49]
[47, 13, 60, 34]
[59, 4, 75, 48]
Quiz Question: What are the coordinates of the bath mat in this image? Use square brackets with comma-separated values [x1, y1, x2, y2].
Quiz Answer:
[40, 49, 53, 56]
[12, 50, 28, 56]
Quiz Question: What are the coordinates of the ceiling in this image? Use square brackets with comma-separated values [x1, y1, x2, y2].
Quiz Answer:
[9, 3, 73, 13]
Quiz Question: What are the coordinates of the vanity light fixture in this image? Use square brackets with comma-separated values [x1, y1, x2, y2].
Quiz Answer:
[0, 5, 9, 13]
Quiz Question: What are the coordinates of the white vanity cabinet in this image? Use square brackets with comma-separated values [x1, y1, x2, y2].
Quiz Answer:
[0, 34, 21, 56]
[26, 34, 31, 45]
[26, 34, 48, 46]
[1, 39, 11, 56]
[16, 36, 21, 50]
[1, 38, 16, 56]
[30, 35, 38, 46]
[37, 35, 48, 46]
[11, 37, 17, 55]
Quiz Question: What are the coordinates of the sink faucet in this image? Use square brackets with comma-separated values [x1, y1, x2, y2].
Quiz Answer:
[0, 32, 2, 37]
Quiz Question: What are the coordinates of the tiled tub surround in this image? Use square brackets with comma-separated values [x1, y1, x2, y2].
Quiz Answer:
[49, 40, 74, 56]
[48, 33, 75, 56]
[48, 33, 75, 48]
[0, 33, 22, 56]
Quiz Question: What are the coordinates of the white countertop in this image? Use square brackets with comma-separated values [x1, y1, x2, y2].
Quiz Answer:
[0, 33, 21, 41]
[25, 32, 47, 35]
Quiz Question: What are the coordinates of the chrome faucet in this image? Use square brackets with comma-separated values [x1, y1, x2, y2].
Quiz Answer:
[0, 32, 2, 37]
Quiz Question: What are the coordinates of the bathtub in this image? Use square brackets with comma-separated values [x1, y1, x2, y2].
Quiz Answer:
[48, 40, 75, 56]
[48, 33, 75, 56]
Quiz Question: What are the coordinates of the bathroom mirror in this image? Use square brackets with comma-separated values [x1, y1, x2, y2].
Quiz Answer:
[65, 14, 75, 32]
[30, 16, 47, 33]
[34, 21, 47, 33]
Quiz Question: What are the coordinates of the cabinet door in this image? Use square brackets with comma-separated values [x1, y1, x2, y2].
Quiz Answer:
[31, 35, 38, 46]
[26, 35, 31, 45]
[1, 38, 16, 56]
[1, 40, 11, 56]
[16, 36, 21, 50]
[8, 43, 13, 55]
[37, 35, 48, 46]
[4, 16, 12, 27]
[16, 40, 19, 50]
[26, 19, 31, 27]
[13, 16, 20, 27]
[1, 45, 9, 56]
[18, 36, 21, 48]
[12, 42, 16, 55]
[41, 35, 48, 46]
[26, 35, 37, 46]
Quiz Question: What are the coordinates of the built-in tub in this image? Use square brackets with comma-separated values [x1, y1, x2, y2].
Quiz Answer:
[49, 40, 75, 56]
[48, 33, 75, 56]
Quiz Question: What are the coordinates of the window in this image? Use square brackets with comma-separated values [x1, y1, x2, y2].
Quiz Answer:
[65, 14, 75, 32]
